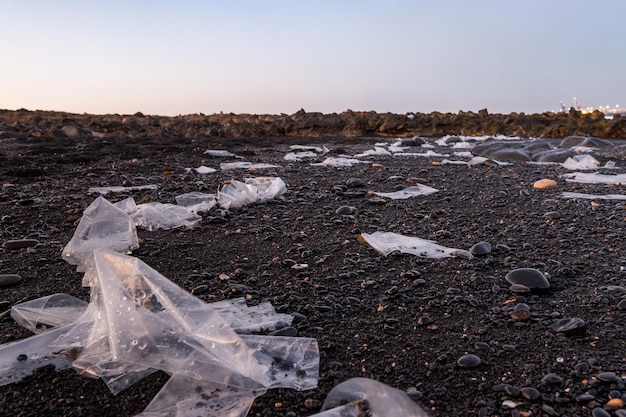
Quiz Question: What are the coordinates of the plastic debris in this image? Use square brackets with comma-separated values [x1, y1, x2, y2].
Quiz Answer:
[561, 172, 626, 185]
[186, 165, 217, 174]
[311, 157, 368, 167]
[318, 377, 431, 417]
[290, 144, 329, 153]
[88, 184, 158, 194]
[360, 231, 473, 259]
[392, 150, 449, 158]
[1, 247, 319, 414]
[127, 202, 202, 231]
[62, 196, 139, 271]
[11, 293, 89, 333]
[561, 154, 600, 170]
[284, 151, 319, 161]
[373, 184, 438, 200]
[285, 145, 329, 161]
[220, 162, 279, 170]
[175, 192, 217, 213]
[204, 149, 239, 157]
[217, 177, 287, 209]
[354, 147, 391, 158]
[560, 192, 626, 200]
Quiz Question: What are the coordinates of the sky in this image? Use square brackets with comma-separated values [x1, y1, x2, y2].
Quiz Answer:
[2, 1, 625, 116]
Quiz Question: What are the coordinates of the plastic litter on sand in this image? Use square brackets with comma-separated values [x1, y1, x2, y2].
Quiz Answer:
[360, 231, 473, 259]
[373, 184, 438, 200]
[1, 178, 434, 417]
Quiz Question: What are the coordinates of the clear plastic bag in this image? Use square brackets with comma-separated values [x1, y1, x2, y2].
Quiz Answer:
[360, 231, 473, 259]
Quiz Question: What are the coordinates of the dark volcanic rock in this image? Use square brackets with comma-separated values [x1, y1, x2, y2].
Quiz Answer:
[505, 268, 551, 293]
[2, 108, 626, 139]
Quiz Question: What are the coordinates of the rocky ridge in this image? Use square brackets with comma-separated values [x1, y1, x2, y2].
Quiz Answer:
[1, 108, 625, 140]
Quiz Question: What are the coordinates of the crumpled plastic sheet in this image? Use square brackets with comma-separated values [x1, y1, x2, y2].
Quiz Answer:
[127, 202, 202, 231]
[89, 184, 158, 194]
[220, 162, 279, 170]
[392, 150, 449, 158]
[174, 191, 217, 214]
[561, 172, 626, 185]
[186, 165, 217, 174]
[354, 147, 392, 158]
[561, 154, 600, 171]
[560, 192, 626, 201]
[360, 231, 473, 259]
[318, 377, 431, 417]
[311, 157, 368, 167]
[111, 197, 202, 231]
[62, 196, 140, 271]
[1, 189, 320, 416]
[373, 184, 438, 200]
[284, 145, 329, 161]
[1, 187, 432, 416]
[217, 177, 286, 209]
[1, 248, 319, 415]
[284, 151, 320, 161]
[204, 149, 239, 158]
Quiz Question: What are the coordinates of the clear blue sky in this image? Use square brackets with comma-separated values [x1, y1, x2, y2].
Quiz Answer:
[2, 1, 624, 116]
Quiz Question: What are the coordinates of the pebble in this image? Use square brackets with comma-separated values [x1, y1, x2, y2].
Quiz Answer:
[0, 300, 11, 312]
[510, 309, 531, 321]
[335, 205, 356, 215]
[533, 179, 557, 189]
[191, 284, 209, 295]
[607, 398, 625, 408]
[592, 408, 611, 417]
[509, 283, 531, 294]
[345, 178, 365, 188]
[457, 354, 481, 368]
[543, 211, 561, 219]
[551, 317, 587, 337]
[0, 274, 22, 288]
[576, 394, 595, 402]
[520, 387, 541, 401]
[470, 241, 492, 256]
[505, 268, 550, 292]
[597, 371, 623, 384]
[417, 316, 433, 326]
[2, 238, 39, 249]
[541, 373, 564, 385]
[406, 387, 423, 400]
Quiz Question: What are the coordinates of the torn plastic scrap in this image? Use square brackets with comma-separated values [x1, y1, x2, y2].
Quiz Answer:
[128, 202, 201, 231]
[244, 177, 287, 202]
[319, 377, 431, 417]
[175, 191, 217, 213]
[360, 231, 473, 259]
[560, 192, 626, 200]
[135, 375, 266, 417]
[11, 293, 89, 333]
[220, 162, 279, 170]
[561, 172, 626, 185]
[204, 149, 239, 157]
[88, 184, 158, 195]
[186, 165, 217, 174]
[62, 196, 139, 271]
[373, 184, 438, 200]
[561, 154, 600, 171]
[311, 157, 367, 167]
[217, 177, 286, 209]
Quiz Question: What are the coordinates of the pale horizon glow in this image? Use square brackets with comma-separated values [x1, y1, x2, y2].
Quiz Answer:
[2, 1, 625, 116]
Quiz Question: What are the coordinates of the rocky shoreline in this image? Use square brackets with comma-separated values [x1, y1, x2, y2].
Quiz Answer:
[0, 110, 625, 417]
[2, 108, 626, 141]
